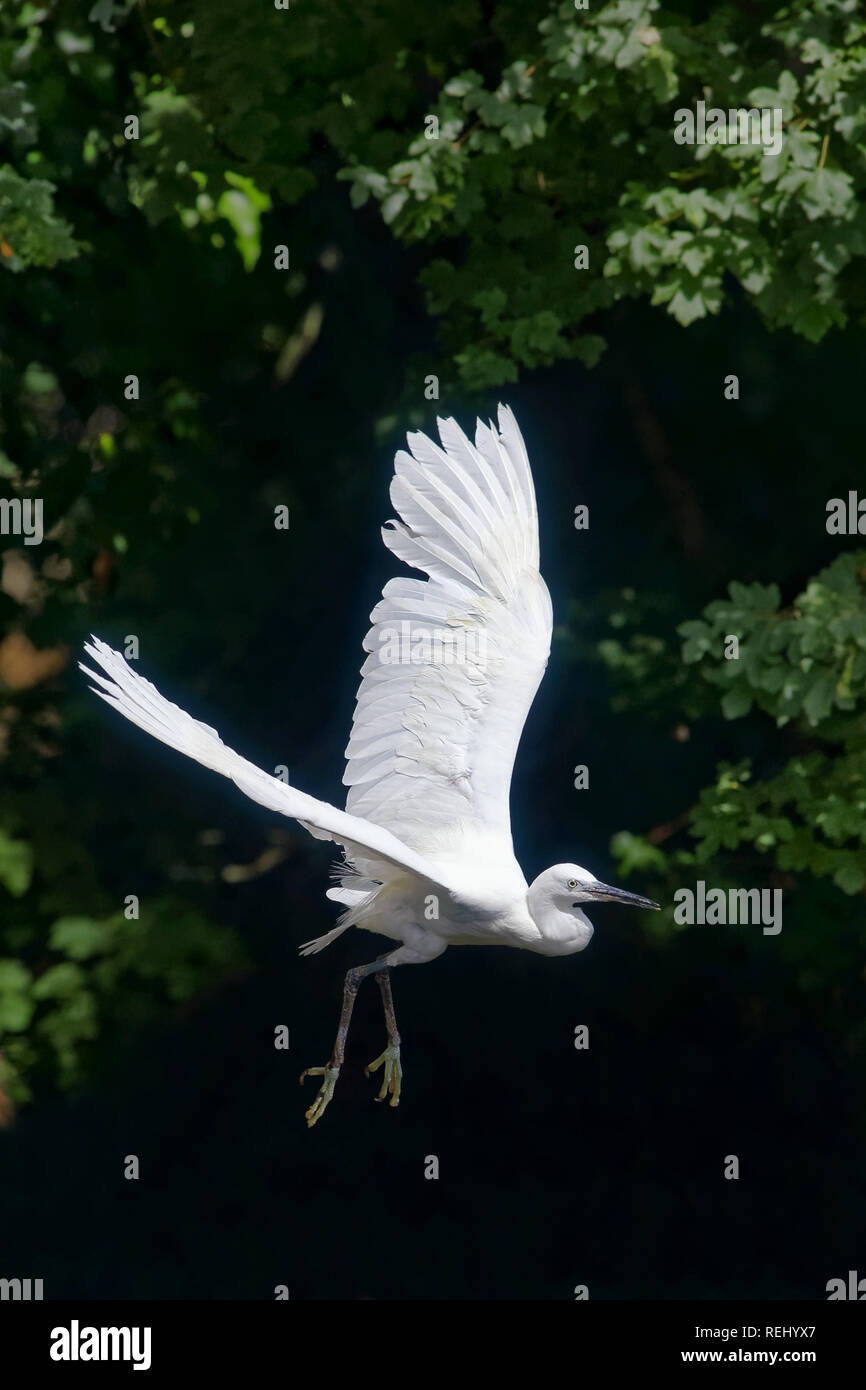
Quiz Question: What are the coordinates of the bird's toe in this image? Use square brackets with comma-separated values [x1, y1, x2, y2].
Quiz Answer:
[299, 1064, 340, 1127]
[365, 1044, 402, 1107]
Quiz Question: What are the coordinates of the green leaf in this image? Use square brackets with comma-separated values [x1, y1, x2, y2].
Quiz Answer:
[0, 959, 33, 1033]
[49, 916, 116, 960]
[0, 832, 34, 898]
[803, 673, 836, 724]
[668, 288, 708, 325]
[833, 863, 865, 895]
[721, 687, 753, 719]
[610, 830, 667, 875]
[32, 962, 88, 1001]
[800, 168, 855, 222]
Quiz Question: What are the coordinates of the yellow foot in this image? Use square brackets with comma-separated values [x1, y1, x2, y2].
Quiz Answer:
[364, 1044, 402, 1107]
[299, 1064, 340, 1128]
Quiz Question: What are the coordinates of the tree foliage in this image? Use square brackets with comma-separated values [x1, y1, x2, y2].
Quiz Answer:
[612, 552, 866, 904]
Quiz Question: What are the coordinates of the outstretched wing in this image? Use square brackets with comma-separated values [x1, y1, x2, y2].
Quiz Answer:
[80, 638, 459, 893]
[343, 404, 552, 863]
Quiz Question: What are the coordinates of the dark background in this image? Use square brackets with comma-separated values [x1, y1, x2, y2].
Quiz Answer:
[0, 1, 864, 1300]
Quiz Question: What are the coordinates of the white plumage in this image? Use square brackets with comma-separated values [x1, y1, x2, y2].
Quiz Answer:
[81, 404, 657, 1125]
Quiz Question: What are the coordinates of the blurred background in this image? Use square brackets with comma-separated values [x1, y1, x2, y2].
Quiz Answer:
[0, 0, 864, 1298]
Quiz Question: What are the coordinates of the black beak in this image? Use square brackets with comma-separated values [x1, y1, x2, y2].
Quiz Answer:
[582, 882, 661, 911]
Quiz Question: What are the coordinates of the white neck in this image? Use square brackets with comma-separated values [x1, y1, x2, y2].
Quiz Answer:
[527, 879, 595, 957]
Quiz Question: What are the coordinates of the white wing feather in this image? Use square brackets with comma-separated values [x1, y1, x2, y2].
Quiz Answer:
[343, 404, 552, 864]
[79, 637, 459, 893]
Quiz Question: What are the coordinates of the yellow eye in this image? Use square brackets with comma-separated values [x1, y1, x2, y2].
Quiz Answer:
[567, 878, 577, 889]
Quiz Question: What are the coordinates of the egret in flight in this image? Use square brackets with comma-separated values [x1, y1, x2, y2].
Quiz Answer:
[81, 405, 659, 1126]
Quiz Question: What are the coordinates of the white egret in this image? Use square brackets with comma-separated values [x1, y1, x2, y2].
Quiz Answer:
[80, 405, 659, 1127]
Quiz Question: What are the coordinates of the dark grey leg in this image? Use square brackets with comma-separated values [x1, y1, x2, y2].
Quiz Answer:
[364, 966, 403, 1106]
[300, 956, 390, 1127]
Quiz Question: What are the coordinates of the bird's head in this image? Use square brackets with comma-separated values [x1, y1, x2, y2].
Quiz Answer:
[527, 864, 660, 955]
